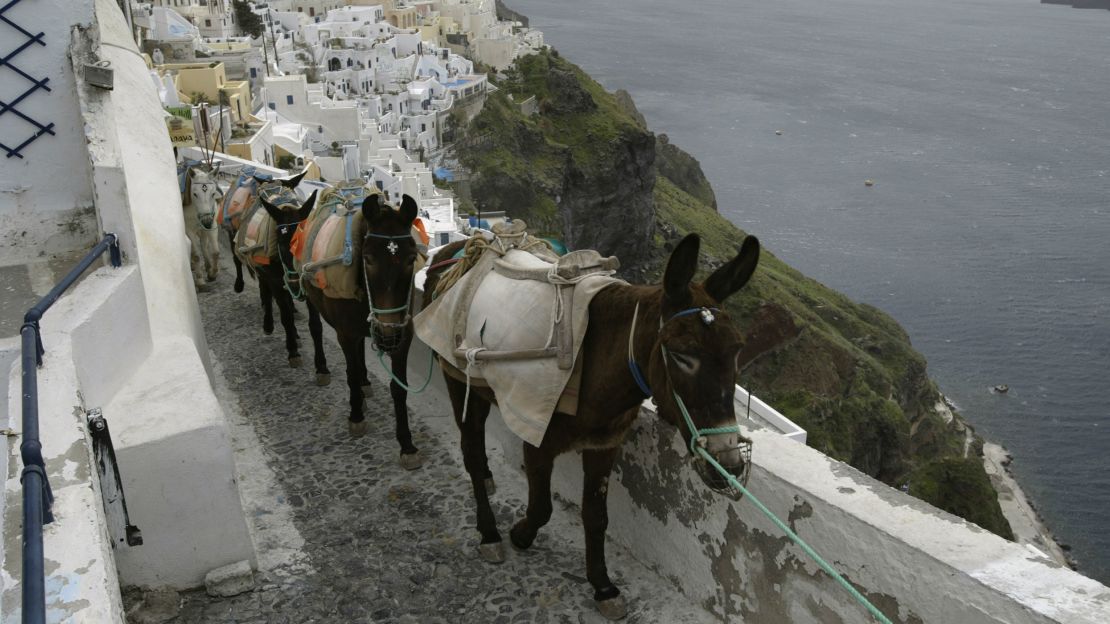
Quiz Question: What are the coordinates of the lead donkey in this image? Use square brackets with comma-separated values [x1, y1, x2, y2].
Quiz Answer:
[418, 227, 760, 619]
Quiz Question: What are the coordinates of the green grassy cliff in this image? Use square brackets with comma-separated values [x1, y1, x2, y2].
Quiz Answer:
[453, 49, 1012, 539]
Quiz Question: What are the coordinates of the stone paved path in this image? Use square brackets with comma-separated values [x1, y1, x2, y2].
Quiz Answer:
[125, 255, 716, 624]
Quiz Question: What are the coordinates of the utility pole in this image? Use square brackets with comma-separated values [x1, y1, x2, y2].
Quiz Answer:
[261, 28, 271, 77]
[268, 9, 279, 71]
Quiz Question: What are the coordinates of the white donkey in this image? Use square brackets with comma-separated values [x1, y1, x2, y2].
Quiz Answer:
[182, 165, 223, 288]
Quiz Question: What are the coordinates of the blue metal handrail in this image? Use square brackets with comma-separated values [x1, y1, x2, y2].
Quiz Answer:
[19, 233, 121, 624]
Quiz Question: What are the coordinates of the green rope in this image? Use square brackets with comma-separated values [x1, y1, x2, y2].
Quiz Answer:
[673, 392, 894, 624]
[376, 345, 435, 393]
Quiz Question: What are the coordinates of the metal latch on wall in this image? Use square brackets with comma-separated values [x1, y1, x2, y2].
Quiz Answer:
[86, 408, 142, 547]
[83, 60, 113, 91]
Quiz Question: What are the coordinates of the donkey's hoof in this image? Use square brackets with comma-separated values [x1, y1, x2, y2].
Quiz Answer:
[315, 373, 331, 386]
[478, 541, 505, 564]
[349, 421, 368, 438]
[289, 356, 302, 368]
[399, 451, 423, 471]
[233, 280, 244, 293]
[509, 522, 534, 551]
[595, 595, 628, 621]
[484, 477, 496, 496]
[361, 383, 374, 397]
[263, 326, 274, 336]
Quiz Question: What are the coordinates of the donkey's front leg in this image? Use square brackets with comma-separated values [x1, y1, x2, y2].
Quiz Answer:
[509, 443, 555, 550]
[444, 376, 502, 562]
[259, 280, 275, 335]
[339, 332, 367, 438]
[583, 446, 626, 620]
[274, 289, 301, 368]
[306, 301, 330, 386]
[227, 229, 245, 293]
[389, 335, 422, 469]
[186, 230, 206, 289]
[203, 228, 220, 282]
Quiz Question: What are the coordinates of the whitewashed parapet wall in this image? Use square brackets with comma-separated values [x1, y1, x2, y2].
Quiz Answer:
[501, 408, 1110, 623]
[2, 0, 256, 620]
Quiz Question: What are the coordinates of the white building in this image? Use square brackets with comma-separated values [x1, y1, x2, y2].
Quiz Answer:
[149, 0, 237, 39]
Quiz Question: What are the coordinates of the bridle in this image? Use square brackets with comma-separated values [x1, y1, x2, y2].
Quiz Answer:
[275, 221, 306, 301]
[627, 301, 752, 499]
[191, 179, 221, 231]
[363, 231, 418, 353]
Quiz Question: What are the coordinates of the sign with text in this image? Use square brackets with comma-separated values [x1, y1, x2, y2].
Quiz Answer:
[166, 116, 196, 148]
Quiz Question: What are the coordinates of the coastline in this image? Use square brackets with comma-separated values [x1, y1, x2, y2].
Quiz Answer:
[982, 442, 1072, 568]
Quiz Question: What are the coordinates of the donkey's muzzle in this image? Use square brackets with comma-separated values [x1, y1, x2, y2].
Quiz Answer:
[370, 319, 407, 354]
[692, 433, 752, 501]
[199, 215, 215, 230]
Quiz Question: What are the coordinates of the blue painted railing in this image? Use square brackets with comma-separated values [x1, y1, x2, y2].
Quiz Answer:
[19, 233, 121, 624]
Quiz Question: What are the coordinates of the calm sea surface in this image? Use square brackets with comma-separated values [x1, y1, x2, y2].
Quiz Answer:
[509, 0, 1110, 582]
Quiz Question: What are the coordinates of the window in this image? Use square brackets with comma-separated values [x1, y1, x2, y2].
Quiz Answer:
[420, 123, 425, 132]
[286, 95, 294, 105]
[268, 102, 275, 110]
[309, 7, 314, 16]
[205, 19, 212, 27]
[250, 67, 257, 78]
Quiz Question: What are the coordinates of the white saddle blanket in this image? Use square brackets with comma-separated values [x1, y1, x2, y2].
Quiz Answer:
[415, 247, 622, 446]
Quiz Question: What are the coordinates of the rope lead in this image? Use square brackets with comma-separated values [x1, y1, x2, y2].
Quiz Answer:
[692, 429, 895, 624]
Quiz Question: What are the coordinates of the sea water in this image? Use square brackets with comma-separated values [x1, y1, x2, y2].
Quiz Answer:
[509, 0, 1110, 583]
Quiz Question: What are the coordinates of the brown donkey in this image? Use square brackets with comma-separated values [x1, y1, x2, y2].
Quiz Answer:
[266, 192, 423, 468]
[423, 232, 760, 620]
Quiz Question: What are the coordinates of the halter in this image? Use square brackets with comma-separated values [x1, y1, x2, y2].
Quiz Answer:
[275, 222, 305, 301]
[191, 181, 221, 231]
[363, 231, 418, 352]
[627, 301, 751, 498]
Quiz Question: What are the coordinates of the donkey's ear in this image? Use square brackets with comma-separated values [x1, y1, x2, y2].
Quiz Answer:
[704, 236, 760, 303]
[281, 169, 308, 189]
[260, 197, 283, 221]
[400, 194, 418, 223]
[663, 234, 701, 303]
[362, 194, 384, 221]
[297, 190, 318, 221]
[212, 162, 222, 177]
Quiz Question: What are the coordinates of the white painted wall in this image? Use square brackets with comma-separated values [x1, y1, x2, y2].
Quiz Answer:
[0, 0, 98, 267]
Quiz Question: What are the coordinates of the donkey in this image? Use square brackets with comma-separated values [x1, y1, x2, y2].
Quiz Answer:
[233, 187, 329, 380]
[423, 232, 760, 620]
[222, 170, 308, 294]
[266, 191, 423, 469]
[182, 165, 223, 288]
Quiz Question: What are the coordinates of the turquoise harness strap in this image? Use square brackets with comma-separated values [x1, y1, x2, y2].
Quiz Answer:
[342, 211, 354, 265]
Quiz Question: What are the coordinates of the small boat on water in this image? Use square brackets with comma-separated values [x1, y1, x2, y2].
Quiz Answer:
[992, 384, 1009, 394]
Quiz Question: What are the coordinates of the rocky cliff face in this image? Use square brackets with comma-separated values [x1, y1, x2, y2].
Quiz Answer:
[459, 51, 657, 269]
[453, 48, 1012, 539]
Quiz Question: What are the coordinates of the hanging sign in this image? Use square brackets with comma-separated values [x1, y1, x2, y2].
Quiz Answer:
[167, 115, 196, 148]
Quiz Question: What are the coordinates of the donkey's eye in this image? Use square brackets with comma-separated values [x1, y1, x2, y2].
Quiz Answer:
[669, 352, 700, 375]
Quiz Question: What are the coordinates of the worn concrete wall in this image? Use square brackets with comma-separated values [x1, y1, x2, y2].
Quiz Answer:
[68, 0, 256, 589]
[0, 0, 99, 267]
[493, 411, 1110, 623]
